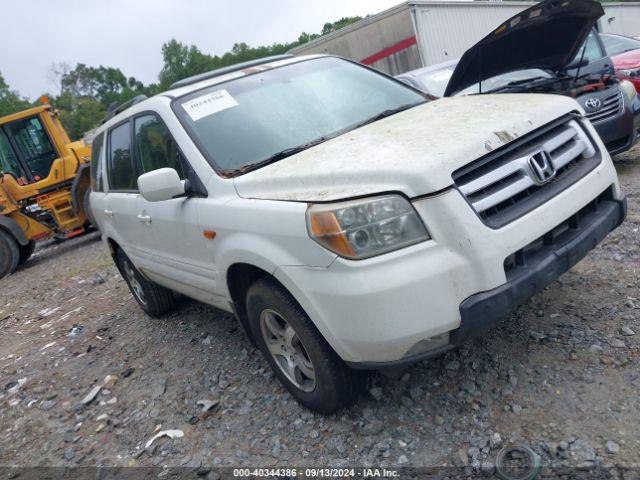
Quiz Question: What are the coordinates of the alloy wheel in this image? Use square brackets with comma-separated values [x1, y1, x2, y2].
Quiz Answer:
[123, 260, 147, 305]
[259, 308, 316, 392]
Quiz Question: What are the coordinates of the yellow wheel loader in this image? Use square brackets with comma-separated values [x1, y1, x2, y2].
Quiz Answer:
[0, 102, 93, 277]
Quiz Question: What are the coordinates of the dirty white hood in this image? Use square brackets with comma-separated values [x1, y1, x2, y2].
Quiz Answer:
[233, 94, 581, 202]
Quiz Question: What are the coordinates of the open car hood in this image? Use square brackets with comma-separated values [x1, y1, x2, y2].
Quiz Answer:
[444, 0, 604, 97]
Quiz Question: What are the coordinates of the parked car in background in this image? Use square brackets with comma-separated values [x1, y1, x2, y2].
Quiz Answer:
[395, 60, 458, 97]
[398, 27, 640, 155]
[600, 33, 640, 57]
[600, 33, 640, 92]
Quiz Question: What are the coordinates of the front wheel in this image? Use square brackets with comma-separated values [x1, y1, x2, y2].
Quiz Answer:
[116, 249, 177, 317]
[0, 230, 20, 278]
[18, 240, 36, 265]
[246, 277, 363, 413]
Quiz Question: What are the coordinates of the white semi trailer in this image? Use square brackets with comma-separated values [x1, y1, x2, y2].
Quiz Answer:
[290, 1, 640, 76]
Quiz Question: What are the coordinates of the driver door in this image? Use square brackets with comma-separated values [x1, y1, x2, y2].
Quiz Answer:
[131, 113, 220, 305]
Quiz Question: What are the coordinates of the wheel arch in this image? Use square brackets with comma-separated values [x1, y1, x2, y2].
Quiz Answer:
[224, 260, 342, 360]
[225, 262, 272, 347]
[70, 163, 91, 215]
[105, 237, 124, 275]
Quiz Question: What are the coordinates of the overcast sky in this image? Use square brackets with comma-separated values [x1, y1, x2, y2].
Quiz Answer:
[1, 0, 402, 99]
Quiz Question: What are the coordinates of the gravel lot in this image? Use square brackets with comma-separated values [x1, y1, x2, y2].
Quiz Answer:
[0, 145, 639, 478]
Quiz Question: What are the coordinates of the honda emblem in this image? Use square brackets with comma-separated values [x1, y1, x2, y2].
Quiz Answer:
[528, 151, 556, 185]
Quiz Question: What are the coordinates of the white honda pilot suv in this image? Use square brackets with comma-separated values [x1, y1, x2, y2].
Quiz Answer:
[90, 54, 625, 412]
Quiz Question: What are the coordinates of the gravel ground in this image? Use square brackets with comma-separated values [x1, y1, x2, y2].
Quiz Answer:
[0, 145, 639, 478]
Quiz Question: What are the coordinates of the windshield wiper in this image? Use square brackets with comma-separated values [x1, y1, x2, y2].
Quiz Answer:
[353, 103, 420, 129]
[484, 68, 605, 94]
[482, 76, 554, 94]
[222, 137, 330, 177]
[263, 137, 332, 162]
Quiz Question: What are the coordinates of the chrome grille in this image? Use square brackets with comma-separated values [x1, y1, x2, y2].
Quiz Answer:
[585, 92, 623, 123]
[453, 117, 600, 228]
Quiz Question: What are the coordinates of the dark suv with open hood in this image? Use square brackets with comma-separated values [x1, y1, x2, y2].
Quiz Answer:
[401, 0, 640, 155]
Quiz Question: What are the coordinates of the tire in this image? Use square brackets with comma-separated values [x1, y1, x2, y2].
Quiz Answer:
[246, 277, 363, 413]
[0, 230, 20, 278]
[18, 240, 36, 265]
[116, 249, 177, 317]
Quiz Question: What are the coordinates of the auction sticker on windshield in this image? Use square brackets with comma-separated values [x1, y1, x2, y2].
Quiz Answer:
[182, 89, 238, 121]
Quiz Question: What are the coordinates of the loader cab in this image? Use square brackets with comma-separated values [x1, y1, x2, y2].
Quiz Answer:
[0, 113, 59, 185]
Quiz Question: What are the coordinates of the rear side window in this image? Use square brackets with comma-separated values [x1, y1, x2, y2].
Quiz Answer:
[107, 122, 136, 191]
[134, 115, 185, 178]
[90, 132, 105, 192]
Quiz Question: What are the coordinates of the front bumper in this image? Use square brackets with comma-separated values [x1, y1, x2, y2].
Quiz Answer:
[593, 94, 640, 155]
[275, 144, 622, 367]
[452, 193, 626, 346]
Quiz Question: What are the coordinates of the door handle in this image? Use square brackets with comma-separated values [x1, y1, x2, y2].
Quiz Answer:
[103, 209, 114, 218]
[137, 214, 152, 224]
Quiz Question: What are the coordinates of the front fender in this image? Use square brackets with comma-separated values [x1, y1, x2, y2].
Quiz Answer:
[215, 231, 336, 297]
[0, 215, 28, 246]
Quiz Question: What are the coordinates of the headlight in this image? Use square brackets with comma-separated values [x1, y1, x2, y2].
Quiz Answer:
[306, 194, 430, 259]
[620, 68, 640, 78]
[620, 79, 638, 104]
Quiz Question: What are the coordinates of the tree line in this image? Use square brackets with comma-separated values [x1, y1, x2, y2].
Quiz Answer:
[0, 16, 362, 139]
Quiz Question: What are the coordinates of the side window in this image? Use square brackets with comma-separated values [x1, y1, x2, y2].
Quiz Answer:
[90, 132, 105, 192]
[6, 117, 58, 181]
[0, 130, 27, 184]
[107, 122, 136, 191]
[580, 31, 606, 64]
[134, 115, 185, 178]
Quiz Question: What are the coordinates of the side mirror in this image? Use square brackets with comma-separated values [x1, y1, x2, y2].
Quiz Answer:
[137, 168, 185, 202]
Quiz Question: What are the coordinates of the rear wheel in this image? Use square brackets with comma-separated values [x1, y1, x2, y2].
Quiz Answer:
[18, 240, 36, 265]
[0, 230, 20, 278]
[246, 277, 363, 413]
[116, 249, 177, 317]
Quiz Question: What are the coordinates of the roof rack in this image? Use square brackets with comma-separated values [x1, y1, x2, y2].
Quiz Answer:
[100, 94, 148, 125]
[169, 54, 294, 89]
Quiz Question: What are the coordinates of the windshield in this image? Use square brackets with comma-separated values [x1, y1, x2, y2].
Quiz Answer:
[415, 65, 552, 97]
[600, 34, 640, 57]
[174, 57, 426, 175]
